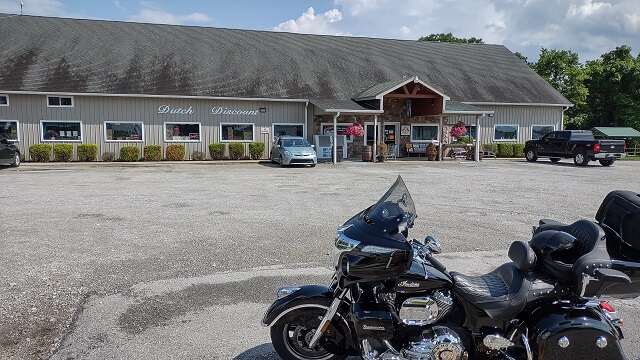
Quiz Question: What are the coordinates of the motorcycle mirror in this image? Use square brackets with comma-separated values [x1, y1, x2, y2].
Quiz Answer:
[424, 236, 442, 254]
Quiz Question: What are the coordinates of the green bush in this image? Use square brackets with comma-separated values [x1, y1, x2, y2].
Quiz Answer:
[483, 143, 498, 155]
[102, 152, 116, 162]
[228, 143, 245, 160]
[513, 143, 525, 158]
[191, 151, 205, 161]
[119, 146, 140, 162]
[77, 144, 98, 162]
[455, 135, 474, 144]
[248, 142, 265, 160]
[29, 144, 52, 162]
[166, 144, 185, 161]
[144, 145, 162, 161]
[53, 144, 74, 162]
[497, 143, 514, 158]
[208, 143, 225, 160]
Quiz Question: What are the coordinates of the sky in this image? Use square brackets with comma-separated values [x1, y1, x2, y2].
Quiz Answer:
[0, 0, 639, 62]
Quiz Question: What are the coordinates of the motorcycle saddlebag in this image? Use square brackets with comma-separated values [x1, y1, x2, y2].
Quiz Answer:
[596, 190, 640, 256]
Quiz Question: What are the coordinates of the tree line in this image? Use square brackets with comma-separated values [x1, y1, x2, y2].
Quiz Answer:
[420, 33, 640, 131]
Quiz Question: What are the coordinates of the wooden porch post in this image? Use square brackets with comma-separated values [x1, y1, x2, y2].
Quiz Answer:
[373, 115, 378, 162]
[333, 112, 339, 165]
[438, 115, 444, 161]
[475, 115, 481, 162]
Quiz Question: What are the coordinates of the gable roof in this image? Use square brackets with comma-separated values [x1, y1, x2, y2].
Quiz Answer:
[353, 76, 450, 101]
[0, 14, 571, 105]
[592, 127, 640, 138]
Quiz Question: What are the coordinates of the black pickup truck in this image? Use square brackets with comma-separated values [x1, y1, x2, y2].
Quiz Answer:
[524, 130, 626, 166]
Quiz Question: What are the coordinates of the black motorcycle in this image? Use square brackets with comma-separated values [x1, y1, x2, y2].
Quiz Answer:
[263, 176, 640, 360]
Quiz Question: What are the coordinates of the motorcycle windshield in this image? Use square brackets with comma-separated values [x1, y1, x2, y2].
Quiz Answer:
[364, 176, 416, 232]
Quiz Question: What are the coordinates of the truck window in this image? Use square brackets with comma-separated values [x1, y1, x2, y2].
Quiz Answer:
[557, 132, 569, 140]
[570, 131, 595, 140]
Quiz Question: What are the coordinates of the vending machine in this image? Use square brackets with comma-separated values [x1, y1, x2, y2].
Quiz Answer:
[313, 135, 347, 160]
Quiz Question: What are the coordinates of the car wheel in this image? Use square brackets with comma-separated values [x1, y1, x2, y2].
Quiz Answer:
[550, 158, 561, 163]
[599, 159, 615, 166]
[573, 150, 589, 166]
[11, 152, 20, 167]
[525, 148, 537, 162]
[311, 164, 316, 168]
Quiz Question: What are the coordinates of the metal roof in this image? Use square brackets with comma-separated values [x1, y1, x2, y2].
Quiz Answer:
[0, 14, 571, 105]
[592, 127, 640, 138]
[310, 99, 381, 113]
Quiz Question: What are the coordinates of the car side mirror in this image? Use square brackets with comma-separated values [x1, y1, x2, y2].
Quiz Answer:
[311, 144, 315, 148]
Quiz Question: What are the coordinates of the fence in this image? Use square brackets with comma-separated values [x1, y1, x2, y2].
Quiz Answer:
[628, 145, 640, 156]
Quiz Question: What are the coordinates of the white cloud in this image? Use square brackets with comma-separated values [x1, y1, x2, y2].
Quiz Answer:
[0, 0, 69, 16]
[273, 7, 346, 35]
[128, 1, 212, 25]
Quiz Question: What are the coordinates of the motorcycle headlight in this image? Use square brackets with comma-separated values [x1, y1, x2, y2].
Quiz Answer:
[361, 245, 395, 254]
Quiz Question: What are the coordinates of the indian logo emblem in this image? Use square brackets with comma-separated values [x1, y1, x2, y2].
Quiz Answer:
[398, 281, 420, 288]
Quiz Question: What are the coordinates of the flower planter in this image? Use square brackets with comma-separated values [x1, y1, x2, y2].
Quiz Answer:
[376, 155, 386, 162]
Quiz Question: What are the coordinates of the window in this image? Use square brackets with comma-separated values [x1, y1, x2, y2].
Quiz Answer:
[221, 123, 254, 142]
[493, 124, 519, 141]
[531, 125, 555, 139]
[320, 123, 353, 142]
[461, 125, 477, 139]
[105, 122, 144, 142]
[0, 94, 8, 106]
[273, 123, 304, 141]
[41, 121, 82, 141]
[47, 96, 74, 107]
[0, 121, 19, 141]
[165, 122, 201, 142]
[410, 124, 439, 142]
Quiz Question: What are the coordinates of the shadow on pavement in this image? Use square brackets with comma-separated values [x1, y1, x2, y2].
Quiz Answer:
[233, 343, 278, 360]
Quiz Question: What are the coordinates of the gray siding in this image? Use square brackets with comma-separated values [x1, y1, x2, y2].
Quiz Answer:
[0, 94, 306, 160]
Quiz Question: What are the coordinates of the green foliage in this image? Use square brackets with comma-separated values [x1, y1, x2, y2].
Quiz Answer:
[497, 143, 514, 158]
[455, 135, 474, 144]
[166, 144, 185, 161]
[426, 143, 437, 156]
[53, 144, 74, 162]
[248, 142, 265, 159]
[514, 52, 531, 66]
[191, 151, 205, 161]
[208, 143, 225, 160]
[77, 144, 98, 162]
[144, 145, 162, 161]
[377, 142, 388, 156]
[483, 143, 498, 155]
[102, 152, 116, 162]
[29, 144, 52, 162]
[418, 32, 484, 44]
[228, 142, 245, 160]
[513, 143, 525, 158]
[119, 146, 140, 162]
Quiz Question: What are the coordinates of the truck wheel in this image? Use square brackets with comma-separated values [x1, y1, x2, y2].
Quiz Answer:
[525, 148, 537, 162]
[573, 150, 589, 166]
[550, 158, 561, 162]
[599, 159, 615, 166]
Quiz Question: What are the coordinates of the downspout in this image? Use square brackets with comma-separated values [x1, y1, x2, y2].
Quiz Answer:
[305, 101, 309, 138]
[373, 115, 378, 162]
[333, 112, 340, 165]
[561, 106, 567, 130]
[475, 114, 483, 162]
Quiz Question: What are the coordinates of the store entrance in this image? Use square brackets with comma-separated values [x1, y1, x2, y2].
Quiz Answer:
[383, 122, 400, 157]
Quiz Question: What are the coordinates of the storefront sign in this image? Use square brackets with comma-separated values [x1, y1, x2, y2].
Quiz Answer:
[261, 127, 270, 134]
[401, 125, 410, 136]
[158, 105, 194, 115]
[211, 107, 260, 116]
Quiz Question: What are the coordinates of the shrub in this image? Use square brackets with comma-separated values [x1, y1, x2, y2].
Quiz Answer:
[228, 142, 245, 160]
[53, 144, 74, 162]
[455, 135, 474, 144]
[102, 152, 116, 162]
[208, 143, 225, 160]
[29, 144, 52, 162]
[377, 142, 388, 156]
[119, 146, 140, 162]
[166, 144, 185, 161]
[483, 143, 498, 155]
[77, 144, 98, 162]
[248, 142, 265, 160]
[512, 143, 525, 158]
[426, 143, 437, 157]
[497, 143, 514, 158]
[144, 145, 162, 161]
[191, 151, 205, 161]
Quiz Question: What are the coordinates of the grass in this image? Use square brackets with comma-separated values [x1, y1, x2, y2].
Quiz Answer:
[620, 155, 640, 161]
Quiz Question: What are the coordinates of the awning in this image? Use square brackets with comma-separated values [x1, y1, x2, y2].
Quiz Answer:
[591, 127, 640, 138]
[443, 101, 494, 116]
[309, 98, 382, 114]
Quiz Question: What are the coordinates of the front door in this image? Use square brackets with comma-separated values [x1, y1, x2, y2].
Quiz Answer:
[383, 123, 400, 157]
[364, 123, 381, 146]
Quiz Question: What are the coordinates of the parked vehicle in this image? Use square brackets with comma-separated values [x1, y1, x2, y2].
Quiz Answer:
[524, 130, 626, 166]
[270, 136, 317, 167]
[263, 176, 639, 360]
[0, 138, 20, 167]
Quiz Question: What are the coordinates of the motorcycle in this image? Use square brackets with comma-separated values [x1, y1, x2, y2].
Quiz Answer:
[262, 176, 640, 359]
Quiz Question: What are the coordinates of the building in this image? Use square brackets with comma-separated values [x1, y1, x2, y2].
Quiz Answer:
[0, 14, 571, 161]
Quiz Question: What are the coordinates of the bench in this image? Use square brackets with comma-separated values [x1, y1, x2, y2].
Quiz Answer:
[406, 143, 427, 157]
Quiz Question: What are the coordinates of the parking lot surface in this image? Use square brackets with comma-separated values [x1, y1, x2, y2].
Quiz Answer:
[0, 159, 639, 359]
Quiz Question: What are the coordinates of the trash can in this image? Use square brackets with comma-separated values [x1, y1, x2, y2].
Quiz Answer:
[362, 145, 373, 162]
[333, 146, 343, 162]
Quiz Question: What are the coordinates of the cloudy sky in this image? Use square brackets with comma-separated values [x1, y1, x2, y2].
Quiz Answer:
[0, 0, 638, 62]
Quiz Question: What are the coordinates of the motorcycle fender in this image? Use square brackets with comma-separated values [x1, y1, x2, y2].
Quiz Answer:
[261, 285, 336, 327]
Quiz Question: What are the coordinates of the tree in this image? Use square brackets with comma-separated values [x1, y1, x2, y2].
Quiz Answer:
[514, 52, 531, 66]
[418, 32, 484, 44]
[532, 48, 589, 128]
[585, 45, 640, 129]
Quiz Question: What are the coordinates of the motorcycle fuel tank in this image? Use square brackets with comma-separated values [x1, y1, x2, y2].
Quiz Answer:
[389, 260, 452, 293]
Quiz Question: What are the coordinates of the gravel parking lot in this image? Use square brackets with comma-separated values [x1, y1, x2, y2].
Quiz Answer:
[1, 159, 639, 359]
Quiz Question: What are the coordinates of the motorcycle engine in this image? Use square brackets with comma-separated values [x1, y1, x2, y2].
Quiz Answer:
[402, 326, 465, 360]
[399, 290, 454, 326]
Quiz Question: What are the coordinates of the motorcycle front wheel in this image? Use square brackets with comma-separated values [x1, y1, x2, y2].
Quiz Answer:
[270, 308, 346, 360]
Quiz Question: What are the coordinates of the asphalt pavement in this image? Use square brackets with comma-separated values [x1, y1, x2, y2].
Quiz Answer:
[0, 158, 639, 359]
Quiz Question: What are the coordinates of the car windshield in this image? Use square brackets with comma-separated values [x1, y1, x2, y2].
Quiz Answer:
[282, 138, 311, 147]
[365, 176, 416, 231]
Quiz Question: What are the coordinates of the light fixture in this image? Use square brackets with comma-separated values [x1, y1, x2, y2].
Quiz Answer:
[259, 107, 267, 113]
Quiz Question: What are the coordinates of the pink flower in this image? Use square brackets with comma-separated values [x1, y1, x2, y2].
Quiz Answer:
[450, 121, 467, 138]
[345, 124, 364, 137]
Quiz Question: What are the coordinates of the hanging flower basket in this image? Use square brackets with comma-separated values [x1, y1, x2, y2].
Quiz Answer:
[345, 124, 364, 137]
[450, 120, 467, 139]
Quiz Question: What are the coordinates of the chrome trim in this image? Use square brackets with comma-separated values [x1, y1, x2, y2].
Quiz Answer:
[399, 296, 439, 326]
[557, 336, 569, 348]
[262, 303, 350, 328]
[334, 224, 359, 251]
[596, 336, 607, 348]
[523, 329, 533, 360]
[276, 287, 301, 300]
[308, 288, 348, 348]
[483, 335, 514, 350]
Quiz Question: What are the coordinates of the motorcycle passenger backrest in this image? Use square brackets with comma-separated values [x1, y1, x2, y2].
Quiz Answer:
[595, 190, 640, 251]
[508, 241, 536, 272]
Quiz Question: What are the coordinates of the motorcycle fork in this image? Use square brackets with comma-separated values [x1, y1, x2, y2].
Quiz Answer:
[308, 287, 348, 348]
